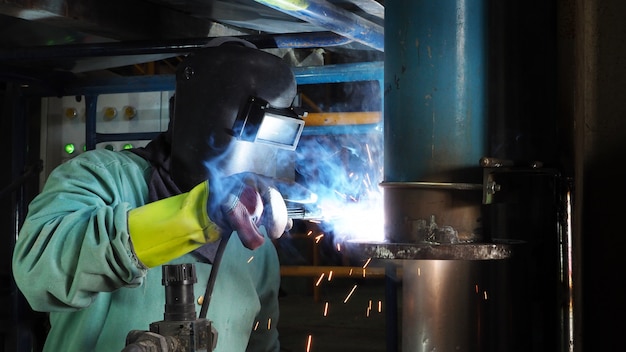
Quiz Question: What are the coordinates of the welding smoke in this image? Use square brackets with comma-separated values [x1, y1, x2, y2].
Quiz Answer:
[294, 128, 384, 243]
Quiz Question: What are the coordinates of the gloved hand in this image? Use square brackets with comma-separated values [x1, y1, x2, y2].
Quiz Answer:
[128, 173, 301, 267]
[209, 172, 293, 250]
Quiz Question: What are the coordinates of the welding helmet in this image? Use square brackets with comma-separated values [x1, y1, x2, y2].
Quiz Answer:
[170, 43, 303, 192]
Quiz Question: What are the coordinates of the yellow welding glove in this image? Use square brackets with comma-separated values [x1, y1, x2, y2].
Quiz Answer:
[129, 173, 296, 268]
[128, 181, 220, 268]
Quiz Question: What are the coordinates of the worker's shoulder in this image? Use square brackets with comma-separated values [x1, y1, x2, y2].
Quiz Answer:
[61, 149, 150, 171]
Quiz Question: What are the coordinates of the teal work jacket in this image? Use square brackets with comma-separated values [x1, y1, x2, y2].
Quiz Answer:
[12, 149, 280, 352]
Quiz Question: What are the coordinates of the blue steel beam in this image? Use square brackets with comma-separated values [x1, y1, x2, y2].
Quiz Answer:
[37, 62, 383, 146]
[28, 62, 383, 96]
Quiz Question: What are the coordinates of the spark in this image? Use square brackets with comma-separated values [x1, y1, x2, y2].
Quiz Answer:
[417, 267, 421, 276]
[336, 243, 341, 252]
[349, 268, 353, 276]
[323, 302, 329, 317]
[315, 234, 324, 243]
[333, 190, 348, 200]
[306, 335, 313, 352]
[363, 174, 372, 190]
[247, 256, 254, 263]
[378, 300, 382, 313]
[366, 306, 371, 317]
[267, 318, 272, 330]
[366, 143, 373, 165]
[475, 284, 479, 294]
[362, 257, 372, 268]
[327, 270, 333, 281]
[343, 284, 358, 303]
[254, 321, 259, 331]
[306, 230, 313, 236]
[362, 269, 366, 278]
[315, 273, 325, 286]
[483, 291, 489, 300]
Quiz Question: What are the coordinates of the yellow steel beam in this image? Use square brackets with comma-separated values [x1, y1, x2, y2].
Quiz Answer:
[280, 265, 401, 279]
[304, 112, 381, 126]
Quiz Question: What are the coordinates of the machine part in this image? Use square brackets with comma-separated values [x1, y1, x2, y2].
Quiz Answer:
[124, 264, 217, 352]
[382, 182, 484, 244]
[479, 157, 515, 168]
[402, 259, 527, 352]
[344, 240, 528, 352]
[346, 239, 519, 261]
[161, 264, 199, 321]
[124, 331, 177, 352]
[383, 0, 487, 244]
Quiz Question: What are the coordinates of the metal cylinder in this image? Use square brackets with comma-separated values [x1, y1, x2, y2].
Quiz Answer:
[383, 0, 487, 243]
[382, 1, 523, 351]
[382, 182, 484, 244]
[402, 259, 524, 352]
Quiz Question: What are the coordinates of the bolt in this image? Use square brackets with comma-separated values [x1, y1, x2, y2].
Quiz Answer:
[488, 181, 501, 194]
[184, 66, 194, 80]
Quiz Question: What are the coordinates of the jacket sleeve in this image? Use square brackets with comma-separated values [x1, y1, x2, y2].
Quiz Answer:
[12, 150, 151, 312]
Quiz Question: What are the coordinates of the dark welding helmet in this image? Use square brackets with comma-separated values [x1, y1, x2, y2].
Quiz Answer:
[170, 44, 304, 192]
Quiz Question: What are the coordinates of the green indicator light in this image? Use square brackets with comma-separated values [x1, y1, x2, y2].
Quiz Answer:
[83, 145, 87, 152]
[64, 143, 76, 154]
[104, 144, 115, 151]
[122, 143, 134, 150]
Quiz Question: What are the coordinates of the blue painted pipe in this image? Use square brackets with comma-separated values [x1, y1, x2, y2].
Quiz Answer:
[0, 32, 351, 62]
[255, 0, 384, 51]
[384, 0, 487, 183]
[293, 61, 383, 84]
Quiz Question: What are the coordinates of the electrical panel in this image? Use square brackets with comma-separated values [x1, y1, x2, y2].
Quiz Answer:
[40, 91, 173, 186]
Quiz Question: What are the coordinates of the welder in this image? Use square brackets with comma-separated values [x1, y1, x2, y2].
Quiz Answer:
[12, 40, 303, 352]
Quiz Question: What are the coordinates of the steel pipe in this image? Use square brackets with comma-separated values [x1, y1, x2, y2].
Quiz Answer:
[255, 0, 384, 51]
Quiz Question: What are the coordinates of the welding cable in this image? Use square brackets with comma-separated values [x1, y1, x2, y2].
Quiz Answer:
[198, 231, 232, 319]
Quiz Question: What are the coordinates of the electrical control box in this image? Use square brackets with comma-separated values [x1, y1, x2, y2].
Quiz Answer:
[40, 91, 173, 186]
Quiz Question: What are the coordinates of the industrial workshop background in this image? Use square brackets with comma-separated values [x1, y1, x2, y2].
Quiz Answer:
[1, 0, 625, 351]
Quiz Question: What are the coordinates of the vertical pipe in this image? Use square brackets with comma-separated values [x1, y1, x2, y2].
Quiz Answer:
[402, 259, 520, 352]
[383, 0, 487, 243]
[384, 0, 486, 183]
[384, 263, 399, 352]
[383, 2, 507, 352]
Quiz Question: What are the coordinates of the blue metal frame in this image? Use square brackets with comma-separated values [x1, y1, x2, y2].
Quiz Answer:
[52, 61, 384, 148]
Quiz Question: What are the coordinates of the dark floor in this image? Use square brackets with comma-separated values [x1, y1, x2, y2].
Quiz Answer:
[277, 275, 396, 352]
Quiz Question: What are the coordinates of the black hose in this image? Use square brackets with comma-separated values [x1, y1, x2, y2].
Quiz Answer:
[198, 232, 232, 319]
